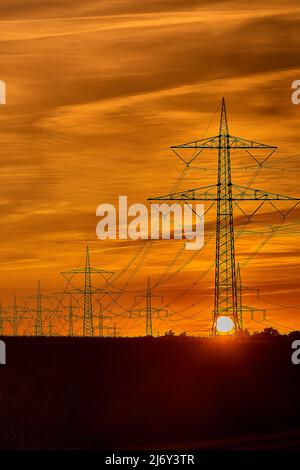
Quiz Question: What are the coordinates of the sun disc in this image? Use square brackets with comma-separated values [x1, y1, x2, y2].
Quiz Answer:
[216, 316, 235, 334]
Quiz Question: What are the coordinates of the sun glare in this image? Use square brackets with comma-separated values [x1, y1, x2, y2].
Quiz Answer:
[216, 316, 235, 334]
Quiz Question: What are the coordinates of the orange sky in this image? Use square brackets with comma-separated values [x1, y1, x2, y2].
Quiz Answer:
[0, 0, 300, 336]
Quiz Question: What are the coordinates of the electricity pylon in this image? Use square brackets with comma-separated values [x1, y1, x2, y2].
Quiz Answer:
[94, 303, 112, 337]
[48, 319, 53, 336]
[236, 263, 265, 330]
[66, 295, 81, 336]
[36, 281, 42, 335]
[68, 296, 74, 337]
[83, 246, 93, 335]
[31, 280, 43, 335]
[24, 281, 53, 336]
[107, 322, 125, 337]
[5, 295, 28, 336]
[61, 246, 117, 337]
[149, 98, 300, 335]
[107, 322, 118, 337]
[13, 295, 18, 335]
[0, 303, 3, 335]
[131, 277, 168, 336]
[48, 294, 80, 337]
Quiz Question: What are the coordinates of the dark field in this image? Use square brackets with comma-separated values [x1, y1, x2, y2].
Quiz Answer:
[1, 335, 300, 450]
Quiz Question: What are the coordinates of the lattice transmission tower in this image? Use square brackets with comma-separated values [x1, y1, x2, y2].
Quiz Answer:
[61, 246, 117, 336]
[4, 295, 29, 336]
[131, 277, 168, 336]
[23, 281, 54, 336]
[149, 98, 300, 335]
[0, 303, 3, 335]
[236, 263, 265, 330]
[94, 302, 112, 337]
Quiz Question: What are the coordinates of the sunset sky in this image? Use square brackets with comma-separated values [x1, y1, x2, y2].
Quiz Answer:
[0, 0, 300, 336]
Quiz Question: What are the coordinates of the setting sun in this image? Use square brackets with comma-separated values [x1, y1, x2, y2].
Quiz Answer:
[216, 316, 235, 334]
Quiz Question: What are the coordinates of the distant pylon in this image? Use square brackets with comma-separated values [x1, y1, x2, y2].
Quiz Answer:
[94, 302, 112, 337]
[107, 322, 119, 337]
[237, 262, 266, 328]
[146, 277, 153, 336]
[4, 295, 30, 336]
[48, 319, 53, 336]
[83, 246, 93, 336]
[68, 295, 74, 337]
[36, 281, 43, 336]
[0, 302, 3, 335]
[98, 303, 103, 337]
[61, 246, 117, 337]
[12, 295, 18, 336]
[131, 277, 168, 337]
[24, 280, 53, 336]
[237, 263, 243, 329]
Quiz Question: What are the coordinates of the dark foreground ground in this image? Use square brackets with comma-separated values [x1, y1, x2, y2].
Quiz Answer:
[0, 335, 300, 450]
